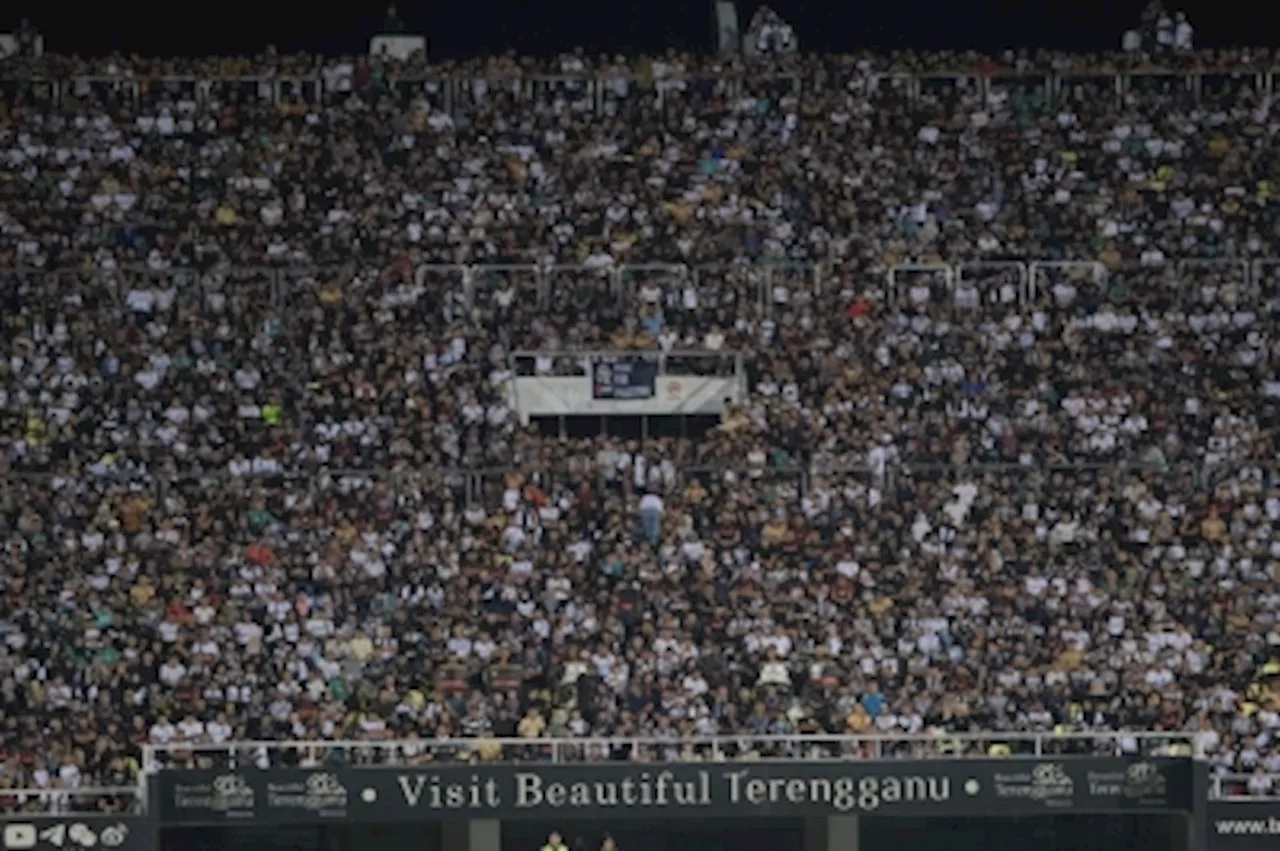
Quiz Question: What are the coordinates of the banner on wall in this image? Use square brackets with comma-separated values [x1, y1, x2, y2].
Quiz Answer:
[154, 758, 1194, 825]
[714, 2, 741, 54]
[592, 356, 660, 400]
[1208, 801, 1280, 851]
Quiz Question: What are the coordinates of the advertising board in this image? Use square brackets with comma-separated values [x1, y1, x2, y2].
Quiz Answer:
[154, 758, 1194, 825]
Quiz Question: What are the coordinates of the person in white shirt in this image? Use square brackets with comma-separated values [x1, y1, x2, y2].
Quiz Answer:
[1155, 13, 1174, 51]
[1173, 12, 1193, 51]
[638, 491, 664, 544]
[757, 650, 792, 689]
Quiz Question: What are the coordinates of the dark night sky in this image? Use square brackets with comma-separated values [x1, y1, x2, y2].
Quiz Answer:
[0, 0, 1271, 59]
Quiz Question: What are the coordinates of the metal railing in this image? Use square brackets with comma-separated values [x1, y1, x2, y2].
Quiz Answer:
[885, 257, 1280, 313]
[2, 457, 1270, 511]
[887, 263, 953, 309]
[140, 731, 1202, 772]
[508, 348, 745, 377]
[4, 254, 1280, 491]
[3, 63, 1278, 110]
[9, 257, 1280, 319]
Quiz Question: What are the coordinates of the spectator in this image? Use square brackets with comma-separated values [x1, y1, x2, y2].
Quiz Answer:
[1173, 12, 1193, 52]
[381, 4, 407, 33]
[15, 19, 38, 58]
[638, 490, 665, 545]
[1155, 10, 1175, 52]
[747, 7, 797, 58]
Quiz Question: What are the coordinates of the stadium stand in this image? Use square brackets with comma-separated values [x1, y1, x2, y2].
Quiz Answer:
[3, 44, 1280, 812]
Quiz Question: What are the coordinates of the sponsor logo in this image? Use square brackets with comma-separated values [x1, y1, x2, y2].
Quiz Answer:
[212, 776, 250, 798]
[992, 763, 1076, 808]
[1085, 761, 1169, 805]
[171, 773, 256, 816]
[265, 773, 349, 817]
[1123, 762, 1167, 799]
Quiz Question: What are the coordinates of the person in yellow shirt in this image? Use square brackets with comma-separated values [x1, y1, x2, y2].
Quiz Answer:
[845, 705, 871, 734]
[541, 831, 568, 851]
[25, 414, 47, 447]
[518, 707, 547, 738]
[214, 204, 239, 225]
[349, 632, 374, 662]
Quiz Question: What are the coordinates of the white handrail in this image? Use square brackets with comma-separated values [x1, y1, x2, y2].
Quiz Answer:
[885, 263, 953, 309]
[8, 258, 1275, 316]
[956, 261, 1030, 307]
[1027, 260, 1107, 303]
[141, 730, 1203, 773]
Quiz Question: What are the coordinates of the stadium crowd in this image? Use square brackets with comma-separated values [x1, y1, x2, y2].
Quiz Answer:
[3, 41, 1280, 811]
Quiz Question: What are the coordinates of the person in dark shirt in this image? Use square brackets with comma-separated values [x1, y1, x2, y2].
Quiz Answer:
[381, 4, 407, 32]
[16, 19, 38, 58]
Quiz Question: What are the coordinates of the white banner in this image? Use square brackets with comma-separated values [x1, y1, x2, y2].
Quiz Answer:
[369, 35, 426, 61]
[714, 2, 740, 54]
